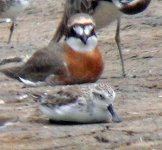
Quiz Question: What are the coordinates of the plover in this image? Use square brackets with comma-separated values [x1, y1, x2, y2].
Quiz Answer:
[49, 0, 151, 77]
[1, 13, 104, 86]
[0, 0, 30, 43]
[32, 82, 121, 123]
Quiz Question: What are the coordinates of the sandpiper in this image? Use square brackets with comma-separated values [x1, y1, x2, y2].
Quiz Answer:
[50, 0, 151, 77]
[32, 81, 121, 123]
[1, 13, 104, 87]
[0, 0, 30, 43]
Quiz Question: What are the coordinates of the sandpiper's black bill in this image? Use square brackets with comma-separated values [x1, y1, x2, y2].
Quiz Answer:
[107, 104, 122, 123]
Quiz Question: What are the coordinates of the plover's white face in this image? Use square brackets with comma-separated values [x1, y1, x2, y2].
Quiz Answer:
[66, 24, 97, 53]
[66, 13, 98, 53]
[33, 82, 120, 123]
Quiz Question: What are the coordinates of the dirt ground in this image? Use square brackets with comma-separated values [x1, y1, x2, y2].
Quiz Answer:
[0, 0, 162, 149]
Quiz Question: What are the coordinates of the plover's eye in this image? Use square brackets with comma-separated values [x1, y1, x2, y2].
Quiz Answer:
[73, 26, 84, 36]
[84, 25, 94, 36]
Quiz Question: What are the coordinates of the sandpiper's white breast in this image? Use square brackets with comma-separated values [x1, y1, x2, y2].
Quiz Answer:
[93, 1, 122, 29]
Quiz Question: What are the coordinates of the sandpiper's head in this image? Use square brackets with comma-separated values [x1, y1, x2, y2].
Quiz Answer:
[66, 13, 97, 52]
[112, 0, 151, 15]
[90, 83, 116, 109]
[89, 83, 122, 123]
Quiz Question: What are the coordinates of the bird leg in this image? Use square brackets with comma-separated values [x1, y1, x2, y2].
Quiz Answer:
[115, 18, 126, 77]
[7, 19, 15, 44]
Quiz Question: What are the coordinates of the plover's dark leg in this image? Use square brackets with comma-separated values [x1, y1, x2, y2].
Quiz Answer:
[115, 18, 126, 77]
[8, 19, 15, 44]
[107, 104, 122, 123]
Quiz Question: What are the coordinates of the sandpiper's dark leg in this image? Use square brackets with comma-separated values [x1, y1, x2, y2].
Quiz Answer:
[107, 104, 122, 123]
[115, 18, 126, 77]
[7, 19, 15, 44]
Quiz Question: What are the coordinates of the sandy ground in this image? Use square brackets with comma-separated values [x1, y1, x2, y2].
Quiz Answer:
[0, 0, 162, 149]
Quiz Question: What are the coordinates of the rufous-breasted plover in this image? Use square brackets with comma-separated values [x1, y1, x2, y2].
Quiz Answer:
[49, 0, 151, 77]
[1, 13, 104, 87]
[32, 81, 121, 123]
[0, 0, 30, 43]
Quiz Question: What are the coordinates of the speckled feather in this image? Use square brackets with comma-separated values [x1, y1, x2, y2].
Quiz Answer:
[34, 81, 115, 107]
[32, 81, 119, 123]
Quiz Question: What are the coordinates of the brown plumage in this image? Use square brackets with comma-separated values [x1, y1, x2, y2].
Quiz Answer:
[50, 0, 151, 43]
[1, 43, 103, 85]
[49, 0, 151, 77]
[1, 13, 104, 86]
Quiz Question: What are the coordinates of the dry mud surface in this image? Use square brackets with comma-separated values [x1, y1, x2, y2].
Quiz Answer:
[0, 0, 162, 149]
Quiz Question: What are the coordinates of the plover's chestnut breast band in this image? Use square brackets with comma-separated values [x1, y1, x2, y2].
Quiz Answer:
[112, 0, 151, 15]
[64, 44, 104, 83]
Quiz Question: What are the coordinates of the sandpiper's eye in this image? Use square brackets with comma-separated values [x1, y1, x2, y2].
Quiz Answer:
[99, 94, 105, 100]
[84, 25, 94, 36]
[73, 25, 83, 36]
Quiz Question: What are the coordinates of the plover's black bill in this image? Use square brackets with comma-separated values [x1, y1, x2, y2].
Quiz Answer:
[107, 104, 122, 123]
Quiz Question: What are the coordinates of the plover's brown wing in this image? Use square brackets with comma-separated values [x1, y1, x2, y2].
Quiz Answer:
[0, 44, 67, 81]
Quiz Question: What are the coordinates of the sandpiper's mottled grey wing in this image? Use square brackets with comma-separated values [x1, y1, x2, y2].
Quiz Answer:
[33, 88, 82, 108]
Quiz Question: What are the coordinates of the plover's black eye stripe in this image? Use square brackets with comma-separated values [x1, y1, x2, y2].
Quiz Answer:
[90, 28, 96, 37]
[67, 24, 96, 41]
[67, 26, 79, 39]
